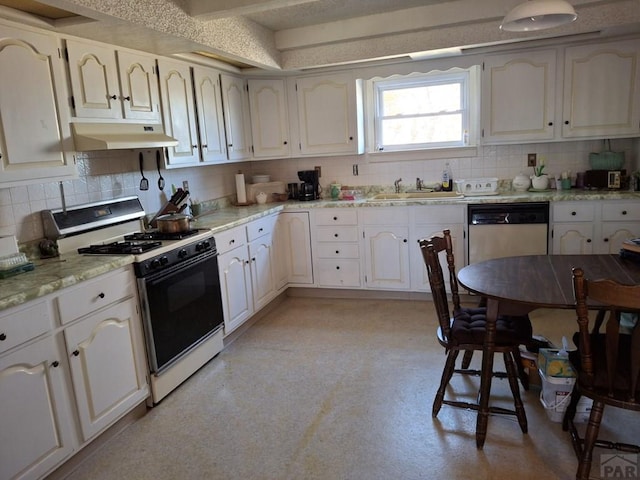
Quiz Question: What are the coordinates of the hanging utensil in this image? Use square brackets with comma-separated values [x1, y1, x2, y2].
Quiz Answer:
[139, 152, 149, 191]
[156, 149, 165, 191]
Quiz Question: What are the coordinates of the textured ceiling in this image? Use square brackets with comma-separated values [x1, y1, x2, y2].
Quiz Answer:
[1, 0, 639, 72]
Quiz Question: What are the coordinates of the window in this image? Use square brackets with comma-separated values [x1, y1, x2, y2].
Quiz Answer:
[373, 71, 470, 152]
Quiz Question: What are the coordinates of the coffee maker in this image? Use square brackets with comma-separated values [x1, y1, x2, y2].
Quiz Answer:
[298, 170, 320, 201]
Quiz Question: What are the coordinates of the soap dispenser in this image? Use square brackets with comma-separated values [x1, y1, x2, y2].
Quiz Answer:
[442, 162, 453, 192]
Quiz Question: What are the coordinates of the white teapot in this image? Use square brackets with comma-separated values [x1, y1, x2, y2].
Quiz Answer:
[512, 173, 531, 192]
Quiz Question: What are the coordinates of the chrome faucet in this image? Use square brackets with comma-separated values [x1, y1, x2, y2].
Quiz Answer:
[394, 178, 402, 193]
[416, 177, 424, 190]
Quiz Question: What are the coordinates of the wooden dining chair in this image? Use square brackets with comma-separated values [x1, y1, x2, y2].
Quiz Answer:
[563, 267, 640, 480]
[418, 231, 532, 433]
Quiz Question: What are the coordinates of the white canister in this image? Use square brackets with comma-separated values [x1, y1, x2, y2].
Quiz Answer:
[512, 173, 531, 192]
[256, 191, 267, 204]
[531, 174, 550, 190]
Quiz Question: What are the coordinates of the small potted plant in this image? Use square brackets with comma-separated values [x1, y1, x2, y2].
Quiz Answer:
[531, 159, 549, 190]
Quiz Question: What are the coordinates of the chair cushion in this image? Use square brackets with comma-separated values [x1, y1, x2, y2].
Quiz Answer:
[570, 332, 640, 395]
[450, 307, 532, 346]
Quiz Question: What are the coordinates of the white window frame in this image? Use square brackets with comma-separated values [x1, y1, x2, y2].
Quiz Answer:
[367, 68, 478, 158]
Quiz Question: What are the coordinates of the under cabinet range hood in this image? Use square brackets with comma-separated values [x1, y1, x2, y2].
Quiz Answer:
[71, 123, 178, 151]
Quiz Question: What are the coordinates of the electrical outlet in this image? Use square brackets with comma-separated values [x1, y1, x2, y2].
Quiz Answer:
[527, 153, 537, 167]
[315, 166, 321, 177]
[182, 180, 189, 191]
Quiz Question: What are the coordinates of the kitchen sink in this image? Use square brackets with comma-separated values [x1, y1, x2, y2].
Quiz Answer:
[368, 191, 464, 201]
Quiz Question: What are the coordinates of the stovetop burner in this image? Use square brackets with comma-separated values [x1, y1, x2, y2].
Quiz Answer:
[124, 229, 202, 241]
[78, 241, 163, 255]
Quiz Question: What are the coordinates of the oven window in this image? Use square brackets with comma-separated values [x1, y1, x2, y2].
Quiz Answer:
[143, 254, 223, 372]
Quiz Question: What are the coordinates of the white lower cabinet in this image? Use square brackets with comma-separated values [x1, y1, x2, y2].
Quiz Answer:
[313, 209, 361, 288]
[275, 212, 313, 287]
[0, 266, 149, 480]
[0, 334, 74, 480]
[63, 298, 149, 441]
[249, 233, 276, 311]
[410, 205, 465, 292]
[551, 201, 640, 254]
[361, 208, 411, 290]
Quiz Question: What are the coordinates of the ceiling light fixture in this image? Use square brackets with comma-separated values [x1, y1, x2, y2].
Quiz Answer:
[500, 0, 577, 32]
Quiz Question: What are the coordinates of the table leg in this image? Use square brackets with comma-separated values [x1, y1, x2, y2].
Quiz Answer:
[476, 297, 498, 449]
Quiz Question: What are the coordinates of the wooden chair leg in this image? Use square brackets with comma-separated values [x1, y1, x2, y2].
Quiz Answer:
[504, 351, 528, 433]
[433, 350, 459, 417]
[576, 401, 605, 480]
[461, 350, 474, 369]
[511, 347, 530, 391]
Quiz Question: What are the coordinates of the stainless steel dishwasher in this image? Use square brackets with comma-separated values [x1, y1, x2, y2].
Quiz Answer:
[467, 202, 549, 264]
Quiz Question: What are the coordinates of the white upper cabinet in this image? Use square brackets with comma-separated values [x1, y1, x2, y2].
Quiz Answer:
[157, 58, 200, 167]
[248, 78, 290, 159]
[0, 21, 76, 187]
[220, 73, 253, 161]
[193, 66, 228, 164]
[562, 39, 640, 138]
[65, 38, 161, 123]
[294, 72, 364, 156]
[482, 49, 557, 143]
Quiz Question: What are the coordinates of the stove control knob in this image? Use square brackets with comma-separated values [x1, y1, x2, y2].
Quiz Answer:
[178, 249, 188, 259]
[160, 256, 169, 265]
[150, 258, 161, 269]
[196, 241, 210, 251]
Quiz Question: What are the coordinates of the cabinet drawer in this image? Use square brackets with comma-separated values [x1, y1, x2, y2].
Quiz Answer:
[315, 243, 360, 259]
[57, 269, 134, 324]
[316, 259, 361, 287]
[553, 203, 595, 222]
[0, 301, 51, 355]
[315, 209, 358, 225]
[601, 202, 640, 222]
[215, 226, 247, 254]
[316, 226, 359, 242]
[360, 208, 409, 225]
[246, 215, 276, 241]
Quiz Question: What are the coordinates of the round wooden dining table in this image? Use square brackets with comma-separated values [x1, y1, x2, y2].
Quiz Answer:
[456, 254, 640, 449]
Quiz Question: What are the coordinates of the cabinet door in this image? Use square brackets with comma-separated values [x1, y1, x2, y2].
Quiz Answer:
[117, 50, 161, 122]
[0, 336, 74, 480]
[218, 247, 253, 335]
[66, 39, 121, 119]
[249, 237, 276, 311]
[411, 224, 464, 292]
[157, 59, 200, 167]
[64, 299, 148, 441]
[552, 223, 594, 254]
[295, 73, 361, 156]
[482, 50, 556, 143]
[0, 23, 75, 186]
[248, 78, 290, 159]
[601, 223, 640, 254]
[276, 212, 313, 286]
[562, 39, 640, 138]
[193, 67, 228, 164]
[363, 226, 411, 290]
[220, 73, 252, 161]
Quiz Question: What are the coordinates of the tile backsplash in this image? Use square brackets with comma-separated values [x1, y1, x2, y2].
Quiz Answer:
[1, 138, 637, 244]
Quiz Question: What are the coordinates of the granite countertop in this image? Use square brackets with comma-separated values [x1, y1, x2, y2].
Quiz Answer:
[2, 189, 638, 313]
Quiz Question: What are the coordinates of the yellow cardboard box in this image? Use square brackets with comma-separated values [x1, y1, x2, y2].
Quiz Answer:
[538, 348, 576, 378]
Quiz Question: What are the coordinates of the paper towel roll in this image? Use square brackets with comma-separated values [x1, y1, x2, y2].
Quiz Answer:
[235, 174, 247, 204]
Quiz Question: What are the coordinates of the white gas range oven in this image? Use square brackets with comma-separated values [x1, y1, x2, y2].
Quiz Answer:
[43, 196, 224, 404]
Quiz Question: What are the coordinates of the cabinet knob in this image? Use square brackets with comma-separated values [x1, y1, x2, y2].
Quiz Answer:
[548, 122, 553, 126]
[334, 233, 339, 238]
[230, 239, 235, 244]
[192, 145, 198, 149]
[51, 361, 60, 368]
[0, 333, 6, 341]
[564, 120, 570, 125]
[252, 257, 256, 262]
[259, 228, 263, 232]
[335, 250, 340, 254]
[604, 238, 609, 242]
[283, 141, 288, 145]
[403, 239, 408, 243]
[336, 266, 340, 270]
[228, 144, 233, 147]
[571, 211, 577, 216]
[98, 292, 105, 299]
[72, 350, 80, 356]
[202, 144, 208, 149]
[586, 239, 592, 243]
[333, 216, 338, 221]
[123, 96, 131, 101]
[349, 136, 353, 141]
[622, 210, 627, 215]
[110, 94, 117, 100]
